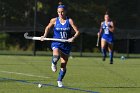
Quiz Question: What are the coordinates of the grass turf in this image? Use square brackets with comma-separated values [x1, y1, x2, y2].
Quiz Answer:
[0, 55, 140, 93]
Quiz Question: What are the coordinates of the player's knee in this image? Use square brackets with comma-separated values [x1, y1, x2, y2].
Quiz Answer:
[52, 55, 60, 63]
[101, 45, 105, 49]
[61, 63, 67, 69]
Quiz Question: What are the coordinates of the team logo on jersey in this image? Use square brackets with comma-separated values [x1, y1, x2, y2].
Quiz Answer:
[55, 27, 70, 31]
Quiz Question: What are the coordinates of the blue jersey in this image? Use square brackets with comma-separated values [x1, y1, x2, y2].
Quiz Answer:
[51, 17, 72, 55]
[101, 21, 114, 44]
[53, 17, 72, 39]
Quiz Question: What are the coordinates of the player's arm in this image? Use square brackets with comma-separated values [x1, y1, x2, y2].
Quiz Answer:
[41, 18, 56, 41]
[108, 21, 115, 32]
[97, 22, 103, 36]
[69, 18, 80, 42]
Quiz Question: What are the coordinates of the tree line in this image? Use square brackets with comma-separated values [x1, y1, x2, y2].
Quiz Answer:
[0, 0, 139, 51]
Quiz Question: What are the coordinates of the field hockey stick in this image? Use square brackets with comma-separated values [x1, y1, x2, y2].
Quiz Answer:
[96, 34, 100, 47]
[24, 32, 69, 42]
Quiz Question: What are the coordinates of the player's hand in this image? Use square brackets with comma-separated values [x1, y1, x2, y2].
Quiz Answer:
[68, 37, 75, 42]
[40, 36, 45, 41]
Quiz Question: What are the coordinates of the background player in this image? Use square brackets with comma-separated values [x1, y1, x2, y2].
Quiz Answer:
[97, 12, 115, 64]
[41, 2, 80, 87]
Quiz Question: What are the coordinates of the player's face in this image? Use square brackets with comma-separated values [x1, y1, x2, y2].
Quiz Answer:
[57, 8, 66, 19]
[104, 15, 110, 21]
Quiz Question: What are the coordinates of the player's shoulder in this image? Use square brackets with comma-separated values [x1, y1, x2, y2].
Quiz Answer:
[110, 21, 114, 24]
[66, 16, 71, 19]
[49, 18, 57, 25]
[101, 21, 104, 25]
[68, 17, 74, 24]
[109, 21, 114, 25]
[50, 18, 57, 22]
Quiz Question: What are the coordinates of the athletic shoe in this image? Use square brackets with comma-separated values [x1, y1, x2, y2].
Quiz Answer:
[57, 81, 63, 87]
[51, 63, 57, 72]
[110, 60, 113, 64]
[102, 57, 106, 61]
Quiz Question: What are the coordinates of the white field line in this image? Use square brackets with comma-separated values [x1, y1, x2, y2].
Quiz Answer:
[0, 71, 50, 79]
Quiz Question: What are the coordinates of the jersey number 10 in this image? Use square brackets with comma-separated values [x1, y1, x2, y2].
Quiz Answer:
[60, 32, 67, 39]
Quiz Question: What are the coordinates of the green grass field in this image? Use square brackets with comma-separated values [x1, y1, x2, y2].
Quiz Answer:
[0, 55, 140, 93]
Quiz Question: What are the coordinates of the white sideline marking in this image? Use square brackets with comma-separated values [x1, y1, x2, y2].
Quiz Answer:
[0, 71, 50, 79]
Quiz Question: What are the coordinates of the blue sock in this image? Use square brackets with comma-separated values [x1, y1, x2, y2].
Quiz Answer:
[109, 51, 113, 61]
[101, 48, 106, 58]
[57, 69, 66, 81]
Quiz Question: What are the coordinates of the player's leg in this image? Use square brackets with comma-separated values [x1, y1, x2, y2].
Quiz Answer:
[51, 48, 60, 72]
[101, 38, 107, 61]
[108, 43, 114, 64]
[57, 52, 68, 87]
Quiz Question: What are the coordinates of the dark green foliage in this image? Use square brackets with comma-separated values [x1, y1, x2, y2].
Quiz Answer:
[0, 0, 139, 51]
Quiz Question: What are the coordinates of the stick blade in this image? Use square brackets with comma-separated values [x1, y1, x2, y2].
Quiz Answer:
[24, 32, 29, 38]
[24, 32, 35, 40]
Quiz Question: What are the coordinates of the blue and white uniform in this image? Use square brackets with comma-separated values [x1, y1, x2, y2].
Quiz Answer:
[100, 21, 114, 64]
[51, 17, 72, 55]
[101, 21, 114, 44]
